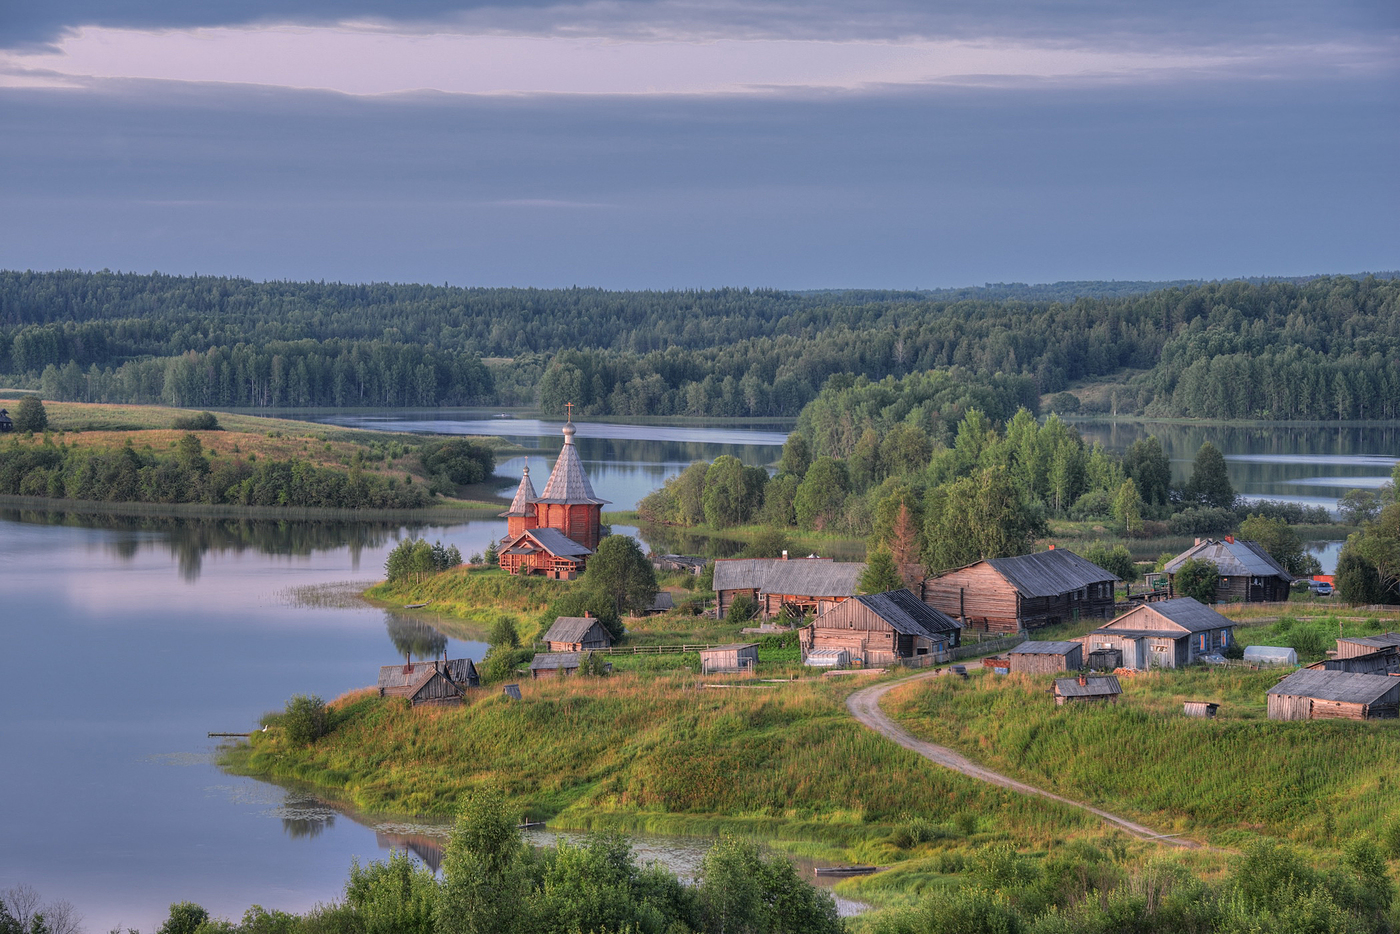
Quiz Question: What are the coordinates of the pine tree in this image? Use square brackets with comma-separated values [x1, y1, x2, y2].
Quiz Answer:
[859, 545, 905, 594]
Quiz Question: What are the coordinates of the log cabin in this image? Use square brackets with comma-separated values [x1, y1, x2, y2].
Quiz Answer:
[1163, 537, 1292, 603]
[541, 614, 614, 652]
[921, 548, 1119, 634]
[713, 555, 864, 619]
[1007, 641, 1083, 675]
[1267, 669, 1400, 720]
[801, 589, 961, 667]
[377, 658, 479, 707]
[1075, 597, 1235, 670]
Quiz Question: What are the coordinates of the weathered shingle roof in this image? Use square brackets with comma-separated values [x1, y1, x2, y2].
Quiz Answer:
[1104, 597, 1234, 634]
[1268, 669, 1400, 704]
[537, 423, 609, 505]
[530, 652, 581, 671]
[1054, 676, 1122, 697]
[981, 549, 1120, 598]
[712, 558, 864, 598]
[500, 465, 538, 518]
[853, 590, 961, 638]
[507, 527, 593, 558]
[1011, 640, 1082, 656]
[543, 616, 609, 644]
[378, 658, 477, 691]
[649, 591, 674, 612]
[1163, 539, 1291, 580]
[700, 643, 759, 654]
[1339, 633, 1400, 651]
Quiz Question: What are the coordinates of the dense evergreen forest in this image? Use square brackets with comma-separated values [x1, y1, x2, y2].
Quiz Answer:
[1, 271, 1397, 419]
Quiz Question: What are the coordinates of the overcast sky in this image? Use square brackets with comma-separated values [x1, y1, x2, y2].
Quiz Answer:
[2, 0, 1396, 288]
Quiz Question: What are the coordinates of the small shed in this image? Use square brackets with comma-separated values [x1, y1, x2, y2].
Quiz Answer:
[502, 684, 522, 700]
[0, 409, 11, 433]
[1053, 675, 1122, 705]
[645, 591, 675, 615]
[377, 658, 479, 707]
[1086, 648, 1122, 670]
[530, 652, 581, 679]
[1336, 633, 1400, 659]
[700, 643, 759, 674]
[1244, 645, 1298, 666]
[804, 648, 850, 669]
[1183, 701, 1220, 719]
[1267, 669, 1400, 721]
[542, 615, 614, 652]
[1008, 641, 1083, 675]
[1307, 646, 1400, 675]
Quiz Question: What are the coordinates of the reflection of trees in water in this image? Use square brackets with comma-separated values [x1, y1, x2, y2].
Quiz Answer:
[385, 613, 449, 660]
[282, 814, 335, 839]
[0, 509, 461, 581]
[636, 522, 746, 558]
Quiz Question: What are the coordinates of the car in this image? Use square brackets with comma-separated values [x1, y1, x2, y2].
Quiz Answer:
[1306, 580, 1334, 597]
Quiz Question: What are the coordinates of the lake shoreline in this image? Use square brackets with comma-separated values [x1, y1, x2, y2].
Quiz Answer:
[0, 494, 503, 522]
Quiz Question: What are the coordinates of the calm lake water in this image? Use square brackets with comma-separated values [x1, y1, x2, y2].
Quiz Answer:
[2, 415, 1393, 930]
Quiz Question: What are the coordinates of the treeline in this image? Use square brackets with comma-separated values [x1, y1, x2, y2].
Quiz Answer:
[0, 434, 431, 508]
[3, 271, 1398, 418]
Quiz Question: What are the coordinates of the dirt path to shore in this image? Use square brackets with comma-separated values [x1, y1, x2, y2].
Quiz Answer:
[845, 672, 1199, 848]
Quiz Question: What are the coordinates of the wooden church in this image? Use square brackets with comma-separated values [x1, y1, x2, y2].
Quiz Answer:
[498, 413, 609, 580]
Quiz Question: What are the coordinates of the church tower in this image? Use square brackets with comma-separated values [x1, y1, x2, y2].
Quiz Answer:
[534, 416, 609, 551]
[500, 464, 539, 539]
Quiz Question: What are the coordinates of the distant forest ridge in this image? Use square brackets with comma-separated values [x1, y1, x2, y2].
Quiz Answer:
[1, 270, 1398, 420]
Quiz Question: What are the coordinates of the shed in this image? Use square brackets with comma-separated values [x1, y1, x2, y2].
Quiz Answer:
[1336, 633, 1400, 659]
[645, 591, 675, 615]
[1243, 645, 1298, 666]
[804, 648, 850, 669]
[653, 554, 707, 575]
[377, 658, 479, 707]
[700, 643, 759, 674]
[542, 615, 614, 652]
[502, 684, 522, 700]
[530, 652, 581, 679]
[1008, 641, 1083, 675]
[921, 548, 1119, 634]
[1183, 701, 1220, 718]
[802, 589, 961, 667]
[1307, 646, 1400, 675]
[1267, 669, 1400, 721]
[1086, 648, 1122, 670]
[713, 557, 864, 619]
[1052, 675, 1122, 705]
[1163, 538, 1292, 603]
[1076, 598, 1235, 670]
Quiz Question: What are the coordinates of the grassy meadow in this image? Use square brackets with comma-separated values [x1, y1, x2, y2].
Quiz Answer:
[884, 666, 1400, 854]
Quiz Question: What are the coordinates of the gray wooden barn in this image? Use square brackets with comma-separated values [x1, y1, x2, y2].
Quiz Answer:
[921, 548, 1119, 634]
[1267, 669, 1400, 721]
[1008, 641, 1083, 675]
[377, 658, 479, 707]
[542, 615, 614, 652]
[802, 589, 960, 667]
[700, 643, 759, 674]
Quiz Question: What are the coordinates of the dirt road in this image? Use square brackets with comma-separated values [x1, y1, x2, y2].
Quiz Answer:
[846, 672, 1198, 848]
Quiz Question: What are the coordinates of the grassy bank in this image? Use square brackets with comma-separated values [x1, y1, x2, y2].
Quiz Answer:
[884, 667, 1400, 853]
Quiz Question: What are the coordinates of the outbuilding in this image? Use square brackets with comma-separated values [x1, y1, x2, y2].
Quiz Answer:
[1053, 674, 1122, 706]
[1077, 597, 1235, 670]
[530, 652, 582, 679]
[1266, 669, 1400, 721]
[1008, 641, 1083, 675]
[921, 548, 1119, 634]
[1183, 701, 1220, 719]
[1335, 633, 1400, 659]
[802, 589, 961, 667]
[1243, 645, 1298, 666]
[0, 409, 11, 433]
[377, 658, 479, 707]
[542, 614, 614, 652]
[1308, 645, 1399, 676]
[700, 643, 759, 674]
[713, 556, 864, 619]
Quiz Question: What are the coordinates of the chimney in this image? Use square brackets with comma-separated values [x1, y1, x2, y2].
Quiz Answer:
[781, 551, 788, 560]
[1078, 674, 1088, 686]
[1048, 544, 1055, 550]
[584, 610, 591, 618]
[1225, 535, 1234, 544]
[1195, 538, 1202, 546]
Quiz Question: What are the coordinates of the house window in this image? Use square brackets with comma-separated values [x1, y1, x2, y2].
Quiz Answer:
[1198, 634, 1207, 652]
[1221, 630, 1230, 646]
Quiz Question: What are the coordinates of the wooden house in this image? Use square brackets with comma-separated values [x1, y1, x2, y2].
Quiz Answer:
[1266, 669, 1400, 721]
[1163, 537, 1292, 603]
[0, 408, 11, 433]
[699, 643, 759, 674]
[1335, 633, 1400, 659]
[1306, 645, 1400, 676]
[713, 556, 864, 619]
[498, 418, 609, 578]
[377, 658, 479, 707]
[1076, 597, 1235, 670]
[542, 614, 614, 652]
[530, 652, 581, 679]
[1008, 641, 1083, 675]
[1053, 675, 1121, 705]
[921, 548, 1119, 634]
[802, 589, 961, 667]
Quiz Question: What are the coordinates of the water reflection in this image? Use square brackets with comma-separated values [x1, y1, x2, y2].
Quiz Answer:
[385, 615, 449, 660]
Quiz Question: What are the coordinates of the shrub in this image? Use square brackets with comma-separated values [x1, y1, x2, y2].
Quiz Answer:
[727, 594, 758, 623]
[282, 694, 328, 745]
[171, 411, 221, 431]
[1069, 489, 1114, 520]
[11, 396, 47, 433]
[1174, 558, 1219, 604]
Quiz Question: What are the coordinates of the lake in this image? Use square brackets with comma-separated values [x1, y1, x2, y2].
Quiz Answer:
[1, 414, 1393, 930]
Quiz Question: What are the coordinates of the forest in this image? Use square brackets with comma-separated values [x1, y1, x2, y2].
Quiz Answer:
[1, 271, 1397, 419]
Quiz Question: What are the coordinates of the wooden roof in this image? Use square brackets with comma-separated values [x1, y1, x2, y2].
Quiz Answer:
[1339, 633, 1400, 651]
[1103, 597, 1233, 634]
[530, 651, 581, 670]
[712, 557, 865, 597]
[1011, 640, 1082, 656]
[700, 643, 759, 654]
[500, 465, 538, 518]
[536, 422, 609, 505]
[543, 616, 610, 644]
[1164, 539, 1291, 580]
[377, 658, 477, 691]
[934, 549, 1118, 597]
[851, 589, 961, 638]
[1054, 676, 1122, 697]
[1268, 669, 1400, 704]
[503, 527, 593, 558]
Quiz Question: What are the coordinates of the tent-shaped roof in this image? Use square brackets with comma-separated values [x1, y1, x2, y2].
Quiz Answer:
[978, 549, 1119, 598]
[530, 651, 581, 671]
[504, 527, 593, 559]
[500, 465, 538, 518]
[1011, 640, 1082, 656]
[713, 558, 865, 598]
[1267, 669, 1400, 704]
[543, 616, 610, 644]
[1163, 539, 1291, 581]
[852, 589, 961, 638]
[537, 422, 609, 505]
[1054, 675, 1122, 697]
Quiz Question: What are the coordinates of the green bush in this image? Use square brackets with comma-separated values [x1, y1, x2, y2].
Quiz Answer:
[282, 694, 328, 745]
[171, 411, 221, 431]
[11, 396, 47, 433]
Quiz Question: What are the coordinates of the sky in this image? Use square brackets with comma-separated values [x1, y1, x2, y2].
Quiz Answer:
[1, 0, 1396, 288]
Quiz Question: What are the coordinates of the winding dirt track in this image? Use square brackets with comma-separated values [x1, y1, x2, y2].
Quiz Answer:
[846, 671, 1199, 848]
